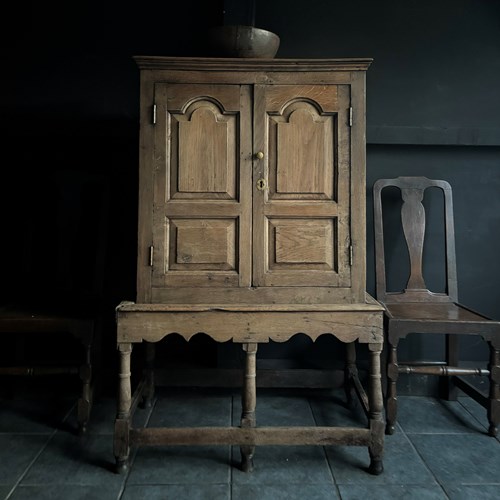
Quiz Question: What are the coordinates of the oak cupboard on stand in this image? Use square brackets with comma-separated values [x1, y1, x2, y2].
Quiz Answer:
[113, 57, 385, 475]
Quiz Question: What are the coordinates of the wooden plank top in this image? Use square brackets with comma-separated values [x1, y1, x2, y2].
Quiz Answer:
[134, 56, 373, 72]
[116, 294, 383, 314]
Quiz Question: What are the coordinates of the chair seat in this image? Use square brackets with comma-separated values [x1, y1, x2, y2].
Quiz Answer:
[384, 302, 493, 323]
[0, 305, 94, 340]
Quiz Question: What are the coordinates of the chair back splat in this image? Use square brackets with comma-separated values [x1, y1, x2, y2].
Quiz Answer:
[374, 176, 458, 303]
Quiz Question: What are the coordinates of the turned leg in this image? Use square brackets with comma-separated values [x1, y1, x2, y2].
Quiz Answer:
[488, 341, 500, 437]
[77, 341, 92, 434]
[114, 343, 132, 473]
[240, 343, 258, 473]
[368, 342, 384, 475]
[386, 334, 399, 435]
[142, 341, 155, 409]
[344, 342, 357, 408]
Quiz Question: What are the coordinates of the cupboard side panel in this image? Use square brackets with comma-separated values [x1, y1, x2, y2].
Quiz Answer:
[136, 70, 155, 303]
[350, 72, 367, 302]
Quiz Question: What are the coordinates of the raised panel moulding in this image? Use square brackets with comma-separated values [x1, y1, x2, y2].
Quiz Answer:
[178, 107, 228, 193]
[269, 218, 335, 270]
[170, 218, 236, 270]
[276, 109, 329, 196]
[264, 85, 339, 113]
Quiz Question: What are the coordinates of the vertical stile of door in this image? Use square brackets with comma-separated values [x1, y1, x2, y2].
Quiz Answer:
[238, 85, 253, 287]
[337, 85, 352, 288]
[152, 83, 169, 283]
[136, 72, 156, 303]
[349, 72, 367, 302]
[252, 85, 268, 287]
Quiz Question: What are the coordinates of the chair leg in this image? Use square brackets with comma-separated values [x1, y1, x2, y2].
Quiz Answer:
[344, 341, 357, 408]
[142, 342, 155, 409]
[77, 342, 92, 434]
[488, 341, 500, 437]
[240, 343, 258, 472]
[114, 343, 132, 473]
[443, 334, 459, 401]
[386, 337, 399, 435]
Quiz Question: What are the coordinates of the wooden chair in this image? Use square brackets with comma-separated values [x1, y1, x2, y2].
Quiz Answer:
[373, 176, 500, 436]
[0, 308, 95, 432]
[0, 171, 109, 433]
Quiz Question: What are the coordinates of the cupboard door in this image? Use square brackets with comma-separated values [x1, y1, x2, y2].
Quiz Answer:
[152, 84, 252, 287]
[253, 85, 352, 287]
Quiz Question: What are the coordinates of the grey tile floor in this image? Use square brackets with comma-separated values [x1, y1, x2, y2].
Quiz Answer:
[1, 386, 499, 499]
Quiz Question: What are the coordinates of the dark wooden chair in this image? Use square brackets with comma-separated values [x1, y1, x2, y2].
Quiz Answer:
[0, 308, 95, 432]
[0, 171, 109, 433]
[373, 176, 500, 436]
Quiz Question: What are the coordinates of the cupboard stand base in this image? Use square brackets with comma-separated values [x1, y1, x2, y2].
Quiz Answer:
[114, 301, 384, 475]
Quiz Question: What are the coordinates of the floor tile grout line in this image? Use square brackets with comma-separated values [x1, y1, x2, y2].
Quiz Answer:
[122, 394, 234, 494]
[308, 392, 338, 490]
[452, 482, 500, 486]
[403, 431, 490, 435]
[457, 396, 490, 433]
[400, 395, 489, 435]
[399, 428, 451, 499]
[4, 401, 77, 500]
[229, 392, 235, 499]
[118, 396, 158, 499]
[7, 393, 497, 498]
[443, 396, 489, 434]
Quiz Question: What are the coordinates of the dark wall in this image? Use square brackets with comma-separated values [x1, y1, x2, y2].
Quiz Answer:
[2, 0, 500, 372]
[256, 0, 500, 144]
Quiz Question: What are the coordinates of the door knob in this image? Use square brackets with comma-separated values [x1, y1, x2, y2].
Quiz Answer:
[255, 151, 264, 160]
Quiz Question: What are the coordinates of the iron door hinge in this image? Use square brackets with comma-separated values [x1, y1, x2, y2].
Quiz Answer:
[349, 107, 353, 127]
[149, 246, 154, 266]
[152, 104, 157, 125]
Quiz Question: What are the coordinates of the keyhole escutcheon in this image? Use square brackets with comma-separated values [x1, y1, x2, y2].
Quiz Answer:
[256, 178, 267, 191]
